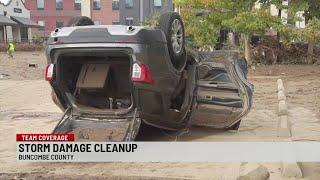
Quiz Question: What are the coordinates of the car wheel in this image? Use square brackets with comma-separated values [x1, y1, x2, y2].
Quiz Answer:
[67, 16, 94, 27]
[159, 12, 187, 72]
[228, 120, 241, 130]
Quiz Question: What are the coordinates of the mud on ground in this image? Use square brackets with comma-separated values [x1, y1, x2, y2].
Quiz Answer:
[1, 52, 320, 179]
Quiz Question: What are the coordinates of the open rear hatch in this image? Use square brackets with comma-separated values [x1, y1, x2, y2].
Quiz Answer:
[52, 108, 141, 141]
[51, 49, 141, 141]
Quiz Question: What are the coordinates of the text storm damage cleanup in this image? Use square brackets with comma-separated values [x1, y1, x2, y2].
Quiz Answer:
[18, 143, 138, 161]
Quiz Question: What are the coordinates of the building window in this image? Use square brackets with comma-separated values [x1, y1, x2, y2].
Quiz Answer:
[56, 0, 63, 10]
[125, 0, 133, 8]
[125, 17, 134, 26]
[93, 0, 101, 10]
[20, 27, 29, 42]
[112, 21, 120, 25]
[154, 0, 162, 7]
[56, 21, 64, 28]
[112, 0, 119, 10]
[37, 0, 44, 10]
[37, 20, 45, 30]
[74, 0, 81, 10]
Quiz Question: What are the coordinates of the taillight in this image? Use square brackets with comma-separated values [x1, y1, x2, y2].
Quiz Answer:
[45, 64, 54, 81]
[131, 63, 154, 84]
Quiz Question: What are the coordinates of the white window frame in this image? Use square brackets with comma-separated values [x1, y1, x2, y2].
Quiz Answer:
[154, 0, 162, 7]
[125, 0, 133, 8]
[74, 0, 81, 10]
[37, 20, 45, 26]
[37, 0, 44, 9]
[93, 0, 101, 10]
[56, 0, 63, 10]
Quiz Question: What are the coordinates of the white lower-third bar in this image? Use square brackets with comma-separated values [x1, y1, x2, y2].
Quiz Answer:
[16, 142, 320, 162]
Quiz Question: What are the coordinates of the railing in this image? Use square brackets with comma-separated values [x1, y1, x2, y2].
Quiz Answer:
[0, 39, 46, 52]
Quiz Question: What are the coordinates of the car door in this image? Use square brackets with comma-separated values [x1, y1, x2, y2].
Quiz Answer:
[189, 51, 254, 129]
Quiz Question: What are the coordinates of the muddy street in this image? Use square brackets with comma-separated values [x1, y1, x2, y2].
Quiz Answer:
[1, 52, 320, 179]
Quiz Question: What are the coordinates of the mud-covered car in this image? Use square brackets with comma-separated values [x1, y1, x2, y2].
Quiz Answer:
[45, 13, 254, 141]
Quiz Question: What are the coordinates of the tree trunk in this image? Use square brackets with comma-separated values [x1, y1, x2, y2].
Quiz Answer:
[244, 34, 251, 65]
[228, 32, 236, 47]
[277, 9, 281, 42]
[307, 41, 314, 64]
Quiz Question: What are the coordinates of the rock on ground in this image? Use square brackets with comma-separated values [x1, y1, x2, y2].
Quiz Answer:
[238, 163, 270, 180]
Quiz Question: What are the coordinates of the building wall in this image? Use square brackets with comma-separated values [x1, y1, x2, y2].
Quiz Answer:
[81, 0, 90, 17]
[119, 0, 140, 25]
[80, 0, 120, 25]
[25, 0, 81, 36]
[12, 26, 20, 41]
[0, 27, 4, 42]
[119, 0, 173, 26]
[269, 1, 306, 29]
[143, 0, 173, 21]
[91, 0, 119, 25]
[270, 4, 278, 16]
[6, 26, 13, 41]
[295, 11, 305, 28]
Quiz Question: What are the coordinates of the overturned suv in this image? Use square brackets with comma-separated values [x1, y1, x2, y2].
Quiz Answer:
[46, 13, 253, 141]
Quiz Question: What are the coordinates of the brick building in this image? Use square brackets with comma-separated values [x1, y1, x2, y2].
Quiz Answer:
[24, 0, 172, 37]
[81, 0, 119, 25]
[119, 0, 173, 26]
[25, 0, 81, 36]
[81, 0, 173, 26]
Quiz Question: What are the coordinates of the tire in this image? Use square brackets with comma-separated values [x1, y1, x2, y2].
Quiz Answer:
[159, 12, 187, 71]
[67, 16, 94, 27]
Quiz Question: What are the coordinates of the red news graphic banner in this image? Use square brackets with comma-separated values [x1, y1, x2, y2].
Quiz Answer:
[16, 134, 74, 142]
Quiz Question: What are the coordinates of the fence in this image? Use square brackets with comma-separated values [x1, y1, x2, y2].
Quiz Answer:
[0, 40, 45, 52]
[1, 37, 47, 44]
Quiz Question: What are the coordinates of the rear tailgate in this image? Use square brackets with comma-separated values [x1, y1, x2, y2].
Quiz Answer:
[52, 108, 141, 141]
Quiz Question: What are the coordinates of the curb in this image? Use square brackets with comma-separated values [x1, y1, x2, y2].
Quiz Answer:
[277, 91, 286, 101]
[277, 79, 303, 178]
[277, 79, 290, 136]
[281, 163, 303, 178]
[278, 115, 291, 137]
[277, 79, 285, 92]
[278, 100, 288, 116]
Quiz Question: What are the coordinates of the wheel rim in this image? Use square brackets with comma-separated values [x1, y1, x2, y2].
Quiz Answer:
[171, 19, 183, 54]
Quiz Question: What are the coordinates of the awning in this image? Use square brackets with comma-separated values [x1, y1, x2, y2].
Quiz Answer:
[0, 15, 17, 26]
[10, 16, 41, 28]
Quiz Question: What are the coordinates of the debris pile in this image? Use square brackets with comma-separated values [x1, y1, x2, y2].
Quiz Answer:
[252, 38, 320, 65]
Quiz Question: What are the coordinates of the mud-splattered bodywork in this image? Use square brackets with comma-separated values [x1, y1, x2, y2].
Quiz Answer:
[45, 25, 253, 141]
